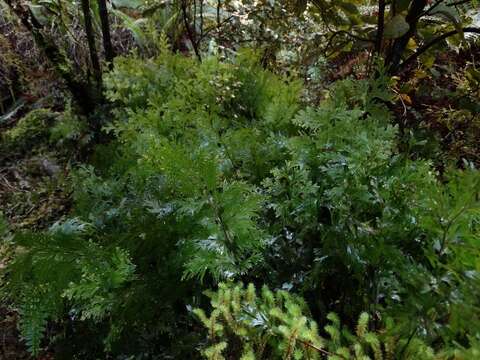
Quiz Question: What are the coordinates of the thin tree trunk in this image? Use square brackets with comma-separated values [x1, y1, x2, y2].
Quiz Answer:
[4, 0, 96, 114]
[375, 0, 386, 54]
[97, 0, 115, 68]
[200, 0, 204, 40]
[385, 0, 428, 74]
[81, 0, 102, 86]
[181, 0, 202, 61]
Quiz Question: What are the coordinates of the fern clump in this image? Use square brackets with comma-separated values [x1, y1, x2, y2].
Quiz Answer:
[48, 103, 88, 147]
[2, 49, 480, 357]
[5, 219, 135, 355]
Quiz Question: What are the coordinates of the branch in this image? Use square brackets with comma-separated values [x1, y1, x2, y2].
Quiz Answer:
[297, 339, 348, 359]
[399, 27, 480, 71]
[447, 0, 472, 6]
[419, 0, 445, 18]
[324, 30, 374, 52]
[198, 14, 235, 42]
[385, 0, 428, 73]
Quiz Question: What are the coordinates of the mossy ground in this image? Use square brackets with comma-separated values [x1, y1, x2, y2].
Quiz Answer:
[1, 108, 71, 359]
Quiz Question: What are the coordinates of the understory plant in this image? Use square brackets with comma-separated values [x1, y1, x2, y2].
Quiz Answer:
[1, 45, 479, 358]
[195, 282, 443, 359]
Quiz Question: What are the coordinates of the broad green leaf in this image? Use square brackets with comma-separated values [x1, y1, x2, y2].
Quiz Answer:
[384, 14, 410, 39]
[111, 9, 148, 47]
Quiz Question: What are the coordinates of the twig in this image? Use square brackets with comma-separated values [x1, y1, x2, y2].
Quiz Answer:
[391, 88, 408, 116]
[297, 339, 348, 359]
[399, 27, 480, 72]
[199, 14, 235, 41]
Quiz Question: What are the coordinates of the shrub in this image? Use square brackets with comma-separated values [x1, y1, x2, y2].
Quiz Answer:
[2, 49, 479, 358]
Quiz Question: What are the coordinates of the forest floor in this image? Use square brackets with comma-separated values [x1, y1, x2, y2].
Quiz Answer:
[1, 108, 69, 359]
[0, 307, 30, 359]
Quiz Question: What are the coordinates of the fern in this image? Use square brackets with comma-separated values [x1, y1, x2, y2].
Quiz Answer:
[4, 49, 480, 358]
[4, 219, 136, 353]
[18, 294, 50, 356]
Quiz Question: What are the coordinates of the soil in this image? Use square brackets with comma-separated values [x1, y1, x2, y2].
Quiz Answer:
[0, 307, 31, 359]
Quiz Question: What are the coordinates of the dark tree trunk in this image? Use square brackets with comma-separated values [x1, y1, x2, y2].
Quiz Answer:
[97, 0, 115, 69]
[181, 0, 202, 62]
[80, 0, 102, 86]
[375, 0, 386, 54]
[385, 0, 428, 74]
[3, 0, 96, 115]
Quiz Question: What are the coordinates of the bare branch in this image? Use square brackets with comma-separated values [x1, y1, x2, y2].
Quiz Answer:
[399, 27, 480, 71]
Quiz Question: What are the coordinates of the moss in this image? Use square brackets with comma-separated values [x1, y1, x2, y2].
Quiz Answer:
[2, 109, 58, 151]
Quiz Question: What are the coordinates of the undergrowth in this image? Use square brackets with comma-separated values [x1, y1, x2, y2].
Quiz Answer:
[1, 46, 479, 358]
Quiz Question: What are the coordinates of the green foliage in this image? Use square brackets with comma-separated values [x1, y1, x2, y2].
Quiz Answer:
[194, 282, 324, 359]
[221, 1, 478, 75]
[3, 50, 480, 358]
[195, 282, 444, 359]
[1, 105, 91, 158]
[5, 219, 135, 355]
[2, 109, 58, 150]
[49, 104, 88, 146]
[102, 48, 300, 282]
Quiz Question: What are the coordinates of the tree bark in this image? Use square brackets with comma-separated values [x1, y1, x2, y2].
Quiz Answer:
[80, 0, 102, 86]
[181, 0, 202, 62]
[375, 0, 386, 54]
[3, 0, 96, 114]
[97, 0, 115, 69]
[385, 0, 428, 74]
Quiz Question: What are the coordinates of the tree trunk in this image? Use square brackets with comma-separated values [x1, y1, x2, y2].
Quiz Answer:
[385, 0, 428, 74]
[375, 0, 386, 54]
[80, 0, 102, 86]
[181, 0, 202, 62]
[3, 0, 96, 115]
[97, 0, 115, 69]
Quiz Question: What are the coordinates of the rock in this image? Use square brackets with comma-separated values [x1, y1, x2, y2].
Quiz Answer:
[41, 158, 61, 176]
